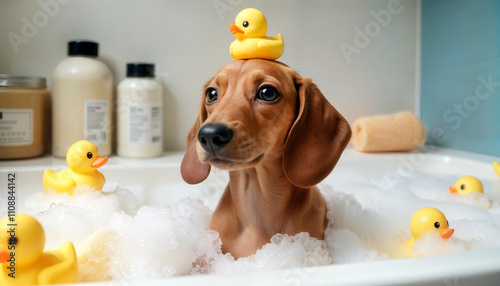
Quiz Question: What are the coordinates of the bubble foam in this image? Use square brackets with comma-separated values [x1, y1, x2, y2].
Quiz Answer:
[2, 163, 499, 284]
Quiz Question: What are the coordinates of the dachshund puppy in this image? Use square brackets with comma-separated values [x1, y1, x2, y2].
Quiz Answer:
[181, 59, 351, 258]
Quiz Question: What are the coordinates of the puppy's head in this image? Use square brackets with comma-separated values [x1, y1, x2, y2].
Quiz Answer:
[181, 59, 351, 187]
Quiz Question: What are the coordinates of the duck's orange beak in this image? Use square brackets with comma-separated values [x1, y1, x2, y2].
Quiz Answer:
[440, 228, 454, 239]
[91, 156, 108, 168]
[230, 23, 244, 35]
[449, 186, 457, 194]
[0, 248, 8, 263]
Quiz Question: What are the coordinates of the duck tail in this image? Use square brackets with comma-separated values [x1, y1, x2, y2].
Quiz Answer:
[43, 169, 76, 194]
[43, 169, 56, 192]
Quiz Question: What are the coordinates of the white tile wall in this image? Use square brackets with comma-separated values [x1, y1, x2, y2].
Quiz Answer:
[0, 0, 418, 151]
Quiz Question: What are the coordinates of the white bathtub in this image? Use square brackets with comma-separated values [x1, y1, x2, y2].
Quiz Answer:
[1, 146, 500, 285]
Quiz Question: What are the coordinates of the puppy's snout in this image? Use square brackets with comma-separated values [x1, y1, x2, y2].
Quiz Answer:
[198, 124, 233, 155]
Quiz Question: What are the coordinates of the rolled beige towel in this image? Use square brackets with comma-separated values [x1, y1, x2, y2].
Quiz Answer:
[352, 111, 426, 152]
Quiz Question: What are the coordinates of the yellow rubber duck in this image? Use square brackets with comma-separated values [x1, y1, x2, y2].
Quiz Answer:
[409, 207, 454, 247]
[0, 214, 78, 285]
[43, 140, 108, 195]
[449, 176, 483, 195]
[493, 162, 500, 177]
[229, 8, 284, 60]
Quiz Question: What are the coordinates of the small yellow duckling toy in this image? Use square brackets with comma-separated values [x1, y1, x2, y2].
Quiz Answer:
[493, 161, 500, 176]
[43, 140, 108, 195]
[0, 214, 78, 285]
[449, 175, 483, 195]
[229, 8, 284, 60]
[409, 207, 454, 247]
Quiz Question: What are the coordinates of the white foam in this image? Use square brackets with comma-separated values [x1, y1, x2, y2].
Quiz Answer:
[208, 232, 332, 275]
[325, 229, 389, 263]
[412, 230, 466, 256]
[105, 204, 207, 280]
[2, 163, 500, 283]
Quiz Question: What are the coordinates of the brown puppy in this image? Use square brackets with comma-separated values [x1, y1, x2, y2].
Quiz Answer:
[181, 59, 351, 258]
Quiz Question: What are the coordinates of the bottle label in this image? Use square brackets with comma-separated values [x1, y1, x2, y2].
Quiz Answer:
[84, 100, 109, 144]
[0, 109, 33, 146]
[128, 103, 163, 146]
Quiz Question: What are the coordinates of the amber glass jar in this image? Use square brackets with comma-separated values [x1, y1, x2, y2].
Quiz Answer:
[0, 75, 50, 159]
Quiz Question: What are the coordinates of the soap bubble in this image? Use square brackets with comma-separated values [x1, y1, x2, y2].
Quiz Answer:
[412, 230, 465, 256]
[5, 161, 500, 284]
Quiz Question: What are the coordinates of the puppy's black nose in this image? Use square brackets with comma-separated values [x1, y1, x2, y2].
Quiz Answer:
[198, 123, 233, 155]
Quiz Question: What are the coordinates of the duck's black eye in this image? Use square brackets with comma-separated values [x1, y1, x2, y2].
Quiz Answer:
[434, 222, 440, 228]
[243, 21, 249, 28]
[256, 86, 280, 102]
[205, 88, 218, 104]
[87, 152, 92, 159]
[9, 236, 17, 245]
[460, 184, 465, 190]
[447, 220, 449, 227]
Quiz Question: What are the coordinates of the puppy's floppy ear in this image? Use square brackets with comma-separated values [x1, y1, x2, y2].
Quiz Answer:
[181, 94, 211, 184]
[283, 78, 351, 188]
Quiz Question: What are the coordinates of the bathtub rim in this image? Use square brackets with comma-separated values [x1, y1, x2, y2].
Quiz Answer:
[1, 145, 499, 285]
[74, 246, 500, 286]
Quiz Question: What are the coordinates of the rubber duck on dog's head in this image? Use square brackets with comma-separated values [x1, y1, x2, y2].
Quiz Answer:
[229, 8, 284, 60]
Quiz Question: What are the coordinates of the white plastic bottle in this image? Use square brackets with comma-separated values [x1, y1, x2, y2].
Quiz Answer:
[117, 63, 163, 158]
[52, 40, 113, 157]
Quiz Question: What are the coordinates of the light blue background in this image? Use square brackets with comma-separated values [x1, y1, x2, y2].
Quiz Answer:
[421, 0, 500, 157]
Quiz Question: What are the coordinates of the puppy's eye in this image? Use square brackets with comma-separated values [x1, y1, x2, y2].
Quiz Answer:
[205, 88, 218, 104]
[243, 21, 249, 28]
[256, 86, 280, 102]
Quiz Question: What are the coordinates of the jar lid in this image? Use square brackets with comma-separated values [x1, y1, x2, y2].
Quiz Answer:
[0, 74, 47, 88]
[68, 40, 99, 57]
[126, 63, 155, 78]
